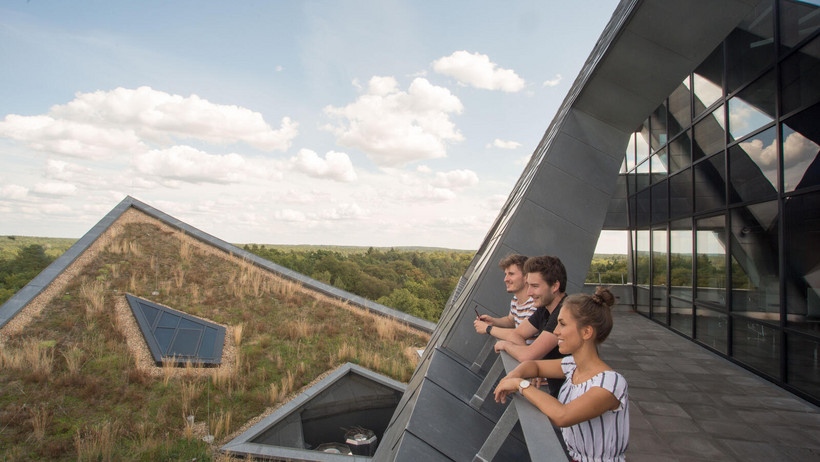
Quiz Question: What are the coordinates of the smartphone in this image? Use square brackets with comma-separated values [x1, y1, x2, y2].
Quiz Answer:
[474, 305, 481, 318]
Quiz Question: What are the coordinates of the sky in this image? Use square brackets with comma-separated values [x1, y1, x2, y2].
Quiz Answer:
[0, 0, 622, 250]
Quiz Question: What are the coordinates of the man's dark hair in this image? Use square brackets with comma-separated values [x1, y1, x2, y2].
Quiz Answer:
[523, 255, 567, 293]
[498, 254, 528, 272]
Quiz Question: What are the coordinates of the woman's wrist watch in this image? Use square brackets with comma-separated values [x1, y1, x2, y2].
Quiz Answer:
[518, 379, 531, 394]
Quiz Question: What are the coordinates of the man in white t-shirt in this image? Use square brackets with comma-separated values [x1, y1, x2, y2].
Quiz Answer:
[474, 254, 538, 343]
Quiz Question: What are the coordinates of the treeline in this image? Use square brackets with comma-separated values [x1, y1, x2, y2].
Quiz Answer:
[243, 245, 474, 322]
[0, 244, 56, 304]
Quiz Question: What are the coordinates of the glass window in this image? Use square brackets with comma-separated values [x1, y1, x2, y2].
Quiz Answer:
[637, 189, 651, 228]
[651, 149, 669, 184]
[636, 158, 651, 192]
[785, 192, 820, 335]
[668, 77, 691, 138]
[728, 70, 775, 141]
[670, 297, 693, 337]
[729, 125, 779, 204]
[651, 181, 668, 224]
[670, 168, 694, 219]
[692, 45, 724, 116]
[787, 333, 820, 401]
[780, 0, 820, 52]
[732, 318, 780, 378]
[696, 215, 727, 306]
[651, 103, 668, 151]
[670, 219, 693, 301]
[637, 123, 651, 164]
[695, 306, 728, 353]
[669, 131, 692, 174]
[730, 201, 780, 320]
[693, 105, 725, 161]
[636, 229, 650, 287]
[694, 152, 727, 213]
[626, 132, 637, 171]
[652, 227, 669, 324]
[636, 286, 650, 318]
[781, 34, 820, 115]
[782, 104, 820, 192]
[726, 3, 774, 93]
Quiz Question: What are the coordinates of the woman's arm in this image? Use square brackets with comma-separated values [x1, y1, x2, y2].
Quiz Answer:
[494, 378, 620, 428]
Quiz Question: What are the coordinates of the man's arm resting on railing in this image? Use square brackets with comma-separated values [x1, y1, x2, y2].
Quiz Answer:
[493, 330, 558, 361]
[474, 316, 537, 342]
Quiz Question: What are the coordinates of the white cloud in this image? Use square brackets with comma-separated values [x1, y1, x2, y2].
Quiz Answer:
[487, 138, 521, 150]
[0, 87, 298, 160]
[432, 51, 525, 92]
[133, 145, 250, 184]
[32, 182, 77, 197]
[543, 74, 562, 87]
[289, 149, 357, 182]
[0, 184, 29, 200]
[318, 203, 368, 220]
[40, 203, 73, 215]
[432, 169, 479, 190]
[275, 208, 308, 222]
[323, 76, 464, 167]
[516, 153, 533, 166]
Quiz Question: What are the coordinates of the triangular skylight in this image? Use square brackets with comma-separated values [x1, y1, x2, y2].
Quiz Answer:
[125, 294, 225, 366]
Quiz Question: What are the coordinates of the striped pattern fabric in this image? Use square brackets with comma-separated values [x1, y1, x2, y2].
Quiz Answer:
[510, 296, 538, 344]
[558, 356, 629, 462]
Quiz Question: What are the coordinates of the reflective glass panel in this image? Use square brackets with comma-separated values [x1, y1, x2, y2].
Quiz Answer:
[652, 227, 669, 324]
[637, 189, 650, 228]
[200, 328, 218, 357]
[732, 318, 780, 378]
[670, 296, 693, 336]
[669, 131, 692, 174]
[651, 103, 668, 151]
[670, 169, 694, 219]
[696, 215, 727, 306]
[651, 149, 669, 184]
[729, 126, 779, 204]
[730, 201, 780, 320]
[668, 77, 691, 138]
[140, 305, 159, 326]
[787, 334, 820, 401]
[626, 132, 637, 171]
[637, 158, 651, 192]
[158, 312, 180, 329]
[695, 306, 728, 353]
[670, 219, 693, 301]
[636, 286, 650, 317]
[636, 229, 650, 286]
[694, 152, 727, 213]
[782, 105, 820, 192]
[726, 3, 774, 93]
[170, 329, 201, 357]
[155, 327, 175, 354]
[785, 192, 820, 334]
[692, 45, 724, 115]
[651, 181, 668, 224]
[728, 70, 775, 141]
[637, 124, 651, 164]
[781, 34, 820, 115]
[780, 0, 820, 52]
[694, 106, 725, 161]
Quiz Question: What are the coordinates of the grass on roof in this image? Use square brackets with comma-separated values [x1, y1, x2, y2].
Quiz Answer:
[0, 218, 429, 461]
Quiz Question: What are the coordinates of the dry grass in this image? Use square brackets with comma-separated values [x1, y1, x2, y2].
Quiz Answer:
[232, 323, 244, 346]
[75, 420, 118, 462]
[208, 409, 232, 441]
[374, 315, 396, 341]
[62, 345, 85, 376]
[79, 280, 106, 321]
[1, 338, 55, 380]
[29, 404, 49, 442]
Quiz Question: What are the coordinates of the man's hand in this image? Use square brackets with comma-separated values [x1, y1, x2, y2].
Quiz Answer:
[494, 340, 509, 352]
[473, 317, 491, 334]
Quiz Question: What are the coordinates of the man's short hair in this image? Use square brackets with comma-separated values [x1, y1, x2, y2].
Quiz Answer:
[523, 255, 567, 293]
[498, 254, 528, 272]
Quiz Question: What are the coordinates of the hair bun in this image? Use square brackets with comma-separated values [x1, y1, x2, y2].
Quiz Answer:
[594, 287, 616, 308]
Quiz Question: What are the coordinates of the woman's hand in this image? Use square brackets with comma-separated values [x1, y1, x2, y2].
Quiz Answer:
[494, 377, 523, 404]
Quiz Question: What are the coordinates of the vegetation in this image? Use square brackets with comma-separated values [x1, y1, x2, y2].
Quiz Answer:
[242, 245, 474, 322]
[0, 221, 428, 461]
[0, 244, 59, 304]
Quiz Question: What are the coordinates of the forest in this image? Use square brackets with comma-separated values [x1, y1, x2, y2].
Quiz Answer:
[1, 238, 638, 322]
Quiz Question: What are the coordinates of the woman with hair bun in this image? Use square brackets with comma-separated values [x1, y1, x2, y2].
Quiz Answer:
[494, 287, 629, 462]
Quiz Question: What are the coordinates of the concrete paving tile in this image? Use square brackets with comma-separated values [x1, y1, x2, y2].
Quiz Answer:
[667, 434, 728, 459]
[721, 439, 795, 462]
[624, 452, 681, 462]
[678, 403, 741, 421]
[645, 415, 700, 433]
[630, 388, 671, 402]
[635, 401, 691, 418]
[652, 379, 697, 392]
[629, 408, 654, 430]
[735, 409, 791, 425]
[775, 410, 820, 427]
[628, 429, 673, 455]
[755, 424, 820, 449]
[664, 390, 720, 405]
[637, 362, 676, 373]
[780, 445, 820, 461]
[695, 420, 757, 440]
[757, 396, 819, 412]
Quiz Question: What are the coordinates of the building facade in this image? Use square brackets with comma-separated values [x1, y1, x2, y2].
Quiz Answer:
[621, 0, 820, 405]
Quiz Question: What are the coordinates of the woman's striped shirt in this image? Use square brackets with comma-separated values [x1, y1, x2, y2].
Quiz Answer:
[558, 356, 630, 462]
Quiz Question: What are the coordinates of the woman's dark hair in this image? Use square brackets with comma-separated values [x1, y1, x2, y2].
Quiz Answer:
[564, 287, 616, 344]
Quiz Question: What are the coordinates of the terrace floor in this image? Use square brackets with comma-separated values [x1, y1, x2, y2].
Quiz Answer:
[603, 311, 820, 461]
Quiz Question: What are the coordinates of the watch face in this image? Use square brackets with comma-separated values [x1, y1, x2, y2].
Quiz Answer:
[519, 379, 530, 390]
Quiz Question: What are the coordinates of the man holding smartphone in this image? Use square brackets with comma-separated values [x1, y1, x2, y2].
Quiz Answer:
[473, 254, 537, 342]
